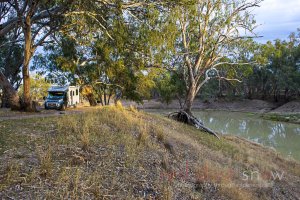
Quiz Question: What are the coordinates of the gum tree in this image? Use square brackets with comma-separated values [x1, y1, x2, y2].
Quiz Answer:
[0, 0, 71, 110]
[164, 0, 261, 114]
[33, 4, 161, 106]
[0, 0, 163, 111]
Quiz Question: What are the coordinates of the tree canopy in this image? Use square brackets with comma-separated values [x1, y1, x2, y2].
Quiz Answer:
[0, 0, 299, 112]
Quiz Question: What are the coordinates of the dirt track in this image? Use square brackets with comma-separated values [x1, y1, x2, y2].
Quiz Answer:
[0, 106, 99, 121]
[1, 99, 299, 121]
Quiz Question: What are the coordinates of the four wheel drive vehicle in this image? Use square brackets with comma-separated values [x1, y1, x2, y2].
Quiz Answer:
[44, 86, 80, 111]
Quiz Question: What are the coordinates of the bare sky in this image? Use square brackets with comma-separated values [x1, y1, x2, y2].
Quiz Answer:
[253, 0, 300, 43]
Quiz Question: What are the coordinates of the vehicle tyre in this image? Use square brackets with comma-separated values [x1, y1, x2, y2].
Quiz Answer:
[60, 104, 66, 111]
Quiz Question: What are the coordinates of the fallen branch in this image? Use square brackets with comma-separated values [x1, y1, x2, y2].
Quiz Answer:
[168, 110, 220, 139]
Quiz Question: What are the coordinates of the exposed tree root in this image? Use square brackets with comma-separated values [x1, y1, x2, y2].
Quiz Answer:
[168, 110, 220, 139]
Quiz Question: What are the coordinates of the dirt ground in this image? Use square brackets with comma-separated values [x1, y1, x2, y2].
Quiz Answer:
[269, 101, 300, 114]
[1, 99, 299, 121]
[0, 106, 100, 121]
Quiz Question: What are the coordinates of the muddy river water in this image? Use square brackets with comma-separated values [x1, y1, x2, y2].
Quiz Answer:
[146, 110, 300, 161]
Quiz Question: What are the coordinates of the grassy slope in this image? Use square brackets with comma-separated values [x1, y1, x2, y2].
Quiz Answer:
[0, 105, 299, 199]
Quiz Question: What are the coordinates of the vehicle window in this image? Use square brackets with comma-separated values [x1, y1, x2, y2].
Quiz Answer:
[47, 92, 65, 99]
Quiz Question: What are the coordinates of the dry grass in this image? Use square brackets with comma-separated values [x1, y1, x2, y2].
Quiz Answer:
[39, 146, 53, 178]
[0, 105, 299, 199]
[0, 162, 20, 191]
[195, 161, 255, 200]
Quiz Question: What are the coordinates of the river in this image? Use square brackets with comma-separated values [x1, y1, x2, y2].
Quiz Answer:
[146, 109, 300, 161]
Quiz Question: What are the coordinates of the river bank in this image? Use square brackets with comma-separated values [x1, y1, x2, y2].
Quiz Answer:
[123, 99, 300, 124]
[146, 109, 300, 161]
[123, 99, 300, 113]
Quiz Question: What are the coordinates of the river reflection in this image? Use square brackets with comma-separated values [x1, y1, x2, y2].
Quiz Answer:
[147, 110, 300, 161]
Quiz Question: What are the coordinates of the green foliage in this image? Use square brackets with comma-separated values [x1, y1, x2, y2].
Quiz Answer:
[146, 0, 262, 110]
[33, 3, 164, 104]
[0, 36, 23, 88]
[198, 30, 300, 101]
[27, 1, 300, 104]
[18, 74, 51, 101]
[155, 72, 186, 104]
[246, 31, 300, 101]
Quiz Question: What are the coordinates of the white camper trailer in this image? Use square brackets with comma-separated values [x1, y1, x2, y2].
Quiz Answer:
[68, 86, 80, 107]
[44, 85, 80, 110]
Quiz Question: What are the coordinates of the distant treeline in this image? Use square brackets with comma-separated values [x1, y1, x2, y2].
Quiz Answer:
[155, 30, 300, 104]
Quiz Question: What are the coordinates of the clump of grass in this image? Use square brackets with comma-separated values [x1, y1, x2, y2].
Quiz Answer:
[220, 186, 254, 200]
[55, 167, 85, 199]
[115, 100, 124, 111]
[69, 168, 82, 196]
[56, 115, 80, 145]
[80, 131, 90, 151]
[128, 105, 138, 113]
[39, 147, 53, 178]
[57, 113, 96, 150]
[78, 115, 92, 151]
[162, 184, 173, 200]
[57, 115, 78, 135]
[161, 154, 170, 171]
[137, 124, 148, 146]
[0, 162, 20, 190]
[154, 126, 165, 142]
